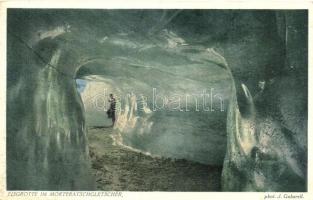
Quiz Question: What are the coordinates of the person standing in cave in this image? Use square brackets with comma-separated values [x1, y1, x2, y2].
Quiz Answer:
[107, 93, 116, 127]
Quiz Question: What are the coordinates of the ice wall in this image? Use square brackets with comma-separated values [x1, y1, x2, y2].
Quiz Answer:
[221, 11, 307, 191]
[7, 25, 94, 189]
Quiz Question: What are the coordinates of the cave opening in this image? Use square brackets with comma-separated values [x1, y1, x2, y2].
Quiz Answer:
[73, 49, 231, 190]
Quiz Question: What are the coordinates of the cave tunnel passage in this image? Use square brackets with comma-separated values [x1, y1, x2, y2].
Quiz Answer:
[74, 50, 232, 190]
[7, 9, 234, 190]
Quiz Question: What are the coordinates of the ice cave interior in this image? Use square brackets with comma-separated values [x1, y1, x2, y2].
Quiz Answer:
[7, 9, 307, 191]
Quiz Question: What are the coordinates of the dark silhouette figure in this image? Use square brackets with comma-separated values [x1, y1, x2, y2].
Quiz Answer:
[106, 94, 116, 126]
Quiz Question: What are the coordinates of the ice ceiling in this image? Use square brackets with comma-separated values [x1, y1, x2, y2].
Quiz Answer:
[7, 9, 307, 191]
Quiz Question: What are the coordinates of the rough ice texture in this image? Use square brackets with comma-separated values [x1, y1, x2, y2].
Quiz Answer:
[221, 11, 307, 191]
[7, 27, 94, 190]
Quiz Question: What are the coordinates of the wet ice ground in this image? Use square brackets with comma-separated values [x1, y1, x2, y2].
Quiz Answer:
[87, 127, 222, 191]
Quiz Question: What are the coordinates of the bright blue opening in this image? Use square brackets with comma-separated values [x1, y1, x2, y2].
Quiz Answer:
[76, 79, 87, 93]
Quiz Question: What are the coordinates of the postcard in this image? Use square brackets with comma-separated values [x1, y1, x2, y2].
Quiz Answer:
[0, 0, 312, 199]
